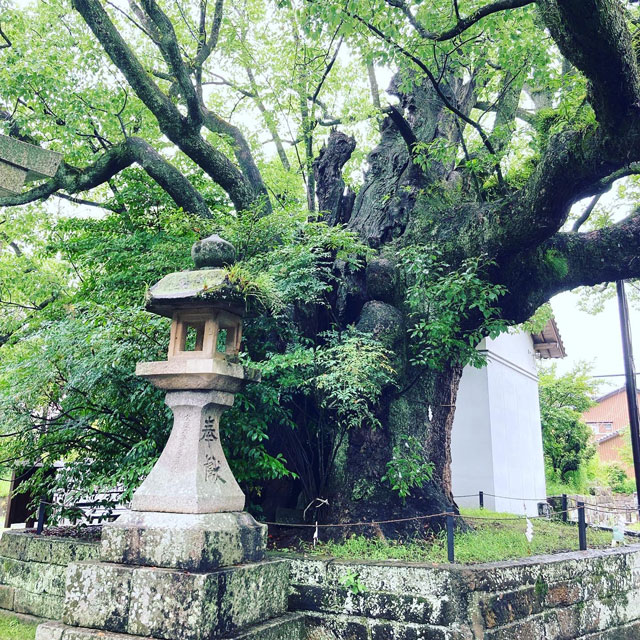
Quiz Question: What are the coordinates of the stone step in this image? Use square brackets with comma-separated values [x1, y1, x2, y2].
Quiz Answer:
[36, 613, 308, 640]
[303, 611, 471, 640]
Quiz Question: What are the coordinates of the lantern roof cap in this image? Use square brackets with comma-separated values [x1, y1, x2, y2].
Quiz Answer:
[145, 267, 245, 318]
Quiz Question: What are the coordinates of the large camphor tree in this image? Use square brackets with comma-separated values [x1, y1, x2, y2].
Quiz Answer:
[2, 0, 640, 534]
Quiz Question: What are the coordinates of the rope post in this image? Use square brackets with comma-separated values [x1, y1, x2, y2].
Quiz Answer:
[562, 494, 568, 523]
[36, 499, 46, 535]
[577, 501, 587, 551]
[479, 491, 484, 509]
[446, 506, 455, 564]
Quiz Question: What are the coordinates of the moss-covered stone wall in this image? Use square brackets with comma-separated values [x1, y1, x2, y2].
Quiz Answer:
[0, 531, 99, 619]
[2, 529, 640, 640]
[286, 545, 640, 639]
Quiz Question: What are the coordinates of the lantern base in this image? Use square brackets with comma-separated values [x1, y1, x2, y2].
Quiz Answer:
[135, 356, 252, 391]
[100, 510, 267, 572]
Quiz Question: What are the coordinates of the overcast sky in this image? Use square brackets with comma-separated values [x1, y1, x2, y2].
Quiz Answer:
[550, 289, 640, 394]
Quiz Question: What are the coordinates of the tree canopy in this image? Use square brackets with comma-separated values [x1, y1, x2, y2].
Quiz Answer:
[2, 0, 640, 532]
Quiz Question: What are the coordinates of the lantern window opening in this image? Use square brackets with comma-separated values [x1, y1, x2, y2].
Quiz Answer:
[184, 323, 205, 352]
[216, 329, 228, 353]
[167, 309, 242, 360]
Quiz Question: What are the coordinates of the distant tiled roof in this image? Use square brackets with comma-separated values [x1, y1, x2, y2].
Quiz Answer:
[595, 386, 629, 403]
[596, 430, 621, 444]
[531, 317, 566, 359]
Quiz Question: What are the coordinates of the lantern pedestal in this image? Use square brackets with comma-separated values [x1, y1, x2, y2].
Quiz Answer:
[131, 389, 245, 514]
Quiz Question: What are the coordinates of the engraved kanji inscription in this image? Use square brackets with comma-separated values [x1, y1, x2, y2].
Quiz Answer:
[204, 453, 221, 482]
[200, 415, 218, 442]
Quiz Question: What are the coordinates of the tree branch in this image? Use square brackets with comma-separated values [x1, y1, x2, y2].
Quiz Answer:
[538, 0, 640, 127]
[193, 0, 224, 71]
[125, 136, 211, 217]
[385, 0, 534, 42]
[139, 0, 202, 123]
[0, 25, 11, 49]
[72, 0, 181, 128]
[348, 9, 505, 189]
[572, 193, 601, 232]
[71, 0, 259, 212]
[387, 105, 418, 151]
[0, 137, 210, 217]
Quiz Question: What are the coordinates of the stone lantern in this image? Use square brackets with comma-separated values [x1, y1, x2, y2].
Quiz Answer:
[36, 235, 302, 640]
[130, 234, 256, 514]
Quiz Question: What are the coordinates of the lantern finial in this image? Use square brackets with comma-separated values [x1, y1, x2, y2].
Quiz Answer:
[191, 234, 236, 269]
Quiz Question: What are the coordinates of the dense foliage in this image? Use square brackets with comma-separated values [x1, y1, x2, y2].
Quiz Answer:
[539, 364, 597, 485]
[3, 0, 640, 530]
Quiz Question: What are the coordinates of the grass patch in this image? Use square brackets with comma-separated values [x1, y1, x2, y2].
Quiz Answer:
[0, 611, 38, 640]
[290, 508, 636, 565]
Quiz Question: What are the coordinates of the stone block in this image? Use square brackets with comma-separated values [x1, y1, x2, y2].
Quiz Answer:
[305, 612, 369, 640]
[290, 584, 453, 626]
[228, 613, 308, 639]
[63, 562, 133, 632]
[304, 612, 469, 640]
[0, 584, 15, 610]
[0, 556, 65, 595]
[0, 531, 29, 560]
[14, 588, 64, 619]
[63, 559, 289, 640]
[126, 568, 216, 639]
[101, 511, 267, 571]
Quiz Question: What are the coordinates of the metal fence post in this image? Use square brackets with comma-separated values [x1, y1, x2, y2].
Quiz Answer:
[479, 491, 484, 510]
[562, 494, 568, 523]
[577, 501, 587, 551]
[446, 506, 455, 563]
[36, 499, 46, 535]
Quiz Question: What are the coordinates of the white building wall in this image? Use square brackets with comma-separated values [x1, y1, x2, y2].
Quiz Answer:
[451, 332, 547, 515]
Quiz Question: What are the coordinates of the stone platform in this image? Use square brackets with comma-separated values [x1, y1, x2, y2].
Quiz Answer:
[35, 557, 291, 640]
[34, 511, 301, 640]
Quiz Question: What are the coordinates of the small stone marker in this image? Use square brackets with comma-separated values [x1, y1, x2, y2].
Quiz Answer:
[0, 134, 62, 196]
[612, 516, 626, 547]
[35, 235, 305, 639]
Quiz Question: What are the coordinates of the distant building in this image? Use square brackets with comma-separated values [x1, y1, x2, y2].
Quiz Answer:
[451, 319, 565, 515]
[582, 387, 639, 476]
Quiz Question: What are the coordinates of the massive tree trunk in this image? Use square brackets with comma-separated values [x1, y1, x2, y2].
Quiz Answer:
[302, 76, 479, 534]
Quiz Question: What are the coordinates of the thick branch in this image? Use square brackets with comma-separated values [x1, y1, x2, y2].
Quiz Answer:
[72, 0, 259, 212]
[72, 0, 181, 128]
[502, 211, 640, 321]
[0, 138, 211, 217]
[538, 0, 640, 126]
[125, 137, 211, 217]
[478, 123, 640, 260]
[387, 106, 418, 151]
[139, 0, 202, 123]
[0, 144, 134, 208]
[386, 0, 534, 41]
